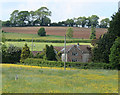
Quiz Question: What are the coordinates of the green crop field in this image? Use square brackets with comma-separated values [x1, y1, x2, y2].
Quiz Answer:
[2, 64, 118, 93]
[3, 32, 91, 43]
[6, 41, 92, 51]
[4, 32, 78, 40]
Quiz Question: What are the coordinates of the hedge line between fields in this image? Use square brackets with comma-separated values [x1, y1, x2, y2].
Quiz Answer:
[22, 58, 112, 69]
[6, 38, 91, 43]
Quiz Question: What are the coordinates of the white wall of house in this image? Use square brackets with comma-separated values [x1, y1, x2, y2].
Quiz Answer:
[82, 53, 90, 63]
[61, 54, 67, 62]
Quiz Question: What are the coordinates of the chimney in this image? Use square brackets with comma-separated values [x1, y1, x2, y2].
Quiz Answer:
[77, 43, 80, 47]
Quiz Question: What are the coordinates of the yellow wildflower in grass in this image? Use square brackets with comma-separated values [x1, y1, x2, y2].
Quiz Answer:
[1, 64, 77, 70]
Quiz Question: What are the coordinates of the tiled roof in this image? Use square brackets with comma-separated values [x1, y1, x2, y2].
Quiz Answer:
[32, 51, 42, 55]
[54, 45, 91, 53]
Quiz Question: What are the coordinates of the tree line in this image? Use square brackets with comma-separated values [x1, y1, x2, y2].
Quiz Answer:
[2, 7, 51, 27]
[52, 16, 110, 28]
[2, 7, 110, 28]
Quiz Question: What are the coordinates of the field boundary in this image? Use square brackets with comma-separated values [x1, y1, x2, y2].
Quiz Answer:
[6, 38, 91, 43]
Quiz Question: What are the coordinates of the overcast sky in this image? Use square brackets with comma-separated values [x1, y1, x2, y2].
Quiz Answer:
[0, 0, 119, 22]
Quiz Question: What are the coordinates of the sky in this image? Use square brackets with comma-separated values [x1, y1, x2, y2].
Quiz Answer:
[0, 0, 120, 23]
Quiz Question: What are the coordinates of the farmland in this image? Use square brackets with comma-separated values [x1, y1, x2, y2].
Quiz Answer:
[2, 64, 118, 93]
[2, 27, 107, 39]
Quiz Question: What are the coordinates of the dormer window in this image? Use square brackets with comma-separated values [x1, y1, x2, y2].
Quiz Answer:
[72, 52, 78, 56]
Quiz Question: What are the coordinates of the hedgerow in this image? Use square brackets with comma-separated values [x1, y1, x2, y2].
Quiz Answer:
[6, 38, 91, 43]
[23, 58, 112, 69]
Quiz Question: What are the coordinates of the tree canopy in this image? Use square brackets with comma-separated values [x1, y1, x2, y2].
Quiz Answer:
[8, 7, 51, 27]
[92, 10, 120, 63]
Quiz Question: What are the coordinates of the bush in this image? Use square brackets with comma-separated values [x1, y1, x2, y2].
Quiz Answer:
[23, 58, 112, 69]
[109, 37, 120, 70]
[20, 43, 30, 63]
[66, 27, 73, 38]
[38, 27, 46, 36]
[2, 44, 21, 63]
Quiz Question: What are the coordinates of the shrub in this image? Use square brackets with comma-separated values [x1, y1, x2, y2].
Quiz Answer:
[109, 37, 120, 69]
[20, 43, 30, 63]
[2, 44, 21, 63]
[38, 27, 46, 36]
[23, 58, 112, 69]
[66, 27, 73, 38]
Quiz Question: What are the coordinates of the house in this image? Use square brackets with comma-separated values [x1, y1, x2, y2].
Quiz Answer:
[32, 51, 42, 56]
[54, 43, 91, 63]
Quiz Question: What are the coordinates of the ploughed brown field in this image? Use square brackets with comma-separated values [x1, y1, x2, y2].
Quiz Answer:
[2, 27, 107, 39]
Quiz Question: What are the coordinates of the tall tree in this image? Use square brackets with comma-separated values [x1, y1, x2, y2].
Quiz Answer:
[90, 15, 99, 27]
[100, 18, 110, 28]
[29, 11, 36, 26]
[92, 10, 120, 63]
[35, 7, 51, 26]
[10, 10, 19, 26]
[86, 16, 91, 28]
[77, 16, 87, 27]
[65, 19, 74, 27]
[18, 11, 30, 26]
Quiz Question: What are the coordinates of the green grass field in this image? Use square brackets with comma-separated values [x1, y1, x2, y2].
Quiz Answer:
[2, 64, 118, 93]
[6, 41, 92, 51]
[4, 32, 79, 40]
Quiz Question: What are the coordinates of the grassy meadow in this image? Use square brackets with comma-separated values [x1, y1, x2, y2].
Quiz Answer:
[4, 32, 80, 40]
[6, 41, 92, 51]
[2, 64, 118, 93]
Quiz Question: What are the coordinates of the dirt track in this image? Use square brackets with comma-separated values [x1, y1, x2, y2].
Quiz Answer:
[2, 27, 107, 39]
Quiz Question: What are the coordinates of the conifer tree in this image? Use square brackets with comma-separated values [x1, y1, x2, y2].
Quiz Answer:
[109, 37, 120, 69]
[92, 10, 120, 63]
[20, 43, 30, 63]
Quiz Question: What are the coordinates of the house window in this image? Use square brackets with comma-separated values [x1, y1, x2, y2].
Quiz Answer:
[72, 52, 78, 56]
[72, 58, 77, 62]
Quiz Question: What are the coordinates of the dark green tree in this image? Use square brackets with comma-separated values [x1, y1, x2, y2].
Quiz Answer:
[100, 18, 110, 28]
[44, 45, 56, 61]
[92, 10, 120, 63]
[2, 45, 21, 63]
[65, 19, 74, 27]
[76, 16, 87, 27]
[109, 37, 120, 69]
[38, 27, 46, 36]
[20, 43, 30, 63]
[17, 11, 30, 26]
[48, 45, 56, 60]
